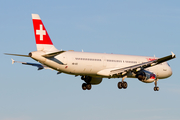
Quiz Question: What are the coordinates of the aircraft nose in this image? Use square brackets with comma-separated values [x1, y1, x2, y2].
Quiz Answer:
[167, 66, 173, 77]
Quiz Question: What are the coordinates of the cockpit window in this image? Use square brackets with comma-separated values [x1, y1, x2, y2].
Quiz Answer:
[167, 63, 170, 66]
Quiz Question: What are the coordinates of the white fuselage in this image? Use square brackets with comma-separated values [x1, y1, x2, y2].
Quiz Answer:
[31, 51, 172, 79]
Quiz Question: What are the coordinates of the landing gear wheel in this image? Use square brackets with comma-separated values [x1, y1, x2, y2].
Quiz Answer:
[154, 87, 159, 91]
[86, 84, 92, 90]
[82, 83, 87, 90]
[118, 76, 128, 90]
[122, 82, 128, 89]
[156, 87, 159, 91]
[118, 82, 123, 89]
[154, 87, 156, 91]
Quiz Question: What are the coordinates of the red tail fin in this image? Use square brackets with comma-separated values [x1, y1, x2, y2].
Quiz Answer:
[32, 14, 58, 52]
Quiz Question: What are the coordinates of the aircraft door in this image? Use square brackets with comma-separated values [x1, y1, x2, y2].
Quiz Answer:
[102, 56, 107, 67]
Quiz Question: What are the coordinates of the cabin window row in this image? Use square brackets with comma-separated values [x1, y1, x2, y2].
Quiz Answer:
[75, 58, 101, 61]
[125, 61, 137, 63]
[107, 59, 137, 63]
[107, 60, 122, 62]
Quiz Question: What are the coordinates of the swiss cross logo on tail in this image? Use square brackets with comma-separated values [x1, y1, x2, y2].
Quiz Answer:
[32, 14, 53, 45]
[36, 24, 46, 41]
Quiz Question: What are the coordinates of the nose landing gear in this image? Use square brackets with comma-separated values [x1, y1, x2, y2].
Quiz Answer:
[154, 79, 159, 91]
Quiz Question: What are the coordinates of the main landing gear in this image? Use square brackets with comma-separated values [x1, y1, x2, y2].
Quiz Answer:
[154, 79, 159, 91]
[82, 83, 92, 90]
[118, 76, 128, 89]
[81, 76, 92, 90]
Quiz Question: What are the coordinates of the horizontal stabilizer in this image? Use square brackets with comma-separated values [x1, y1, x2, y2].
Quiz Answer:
[4, 53, 29, 57]
[42, 51, 65, 58]
[10, 59, 52, 70]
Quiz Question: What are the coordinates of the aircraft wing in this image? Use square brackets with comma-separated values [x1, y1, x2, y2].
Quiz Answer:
[11, 59, 52, 70]
[110, 52, 176, 76]
[97, 52, 176, 77]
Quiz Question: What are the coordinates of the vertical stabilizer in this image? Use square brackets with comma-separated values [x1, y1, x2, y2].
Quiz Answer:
[32, 14, 58, 52]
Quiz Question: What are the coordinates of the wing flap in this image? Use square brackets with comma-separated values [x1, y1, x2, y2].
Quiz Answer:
[110, 60, 155, 76]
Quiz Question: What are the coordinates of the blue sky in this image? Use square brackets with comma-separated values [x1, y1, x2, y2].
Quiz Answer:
[0, 0, 180, 120]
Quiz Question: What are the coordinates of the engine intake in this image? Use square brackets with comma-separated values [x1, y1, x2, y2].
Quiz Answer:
[136, 70, 156, 83]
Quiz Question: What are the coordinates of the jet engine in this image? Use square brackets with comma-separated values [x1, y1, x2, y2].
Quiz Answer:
[81, 76, 102, 85]
[90, 77, 102, 85]
[136, 70, 156, 83]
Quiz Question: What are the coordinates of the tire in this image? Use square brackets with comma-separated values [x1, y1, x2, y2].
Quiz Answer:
[156, 87, 159, 91]
[82, 83, 87, 90]
[118, 82, 122, 89]
[122, 82, 128, 89]
[154, 87, 157, 91]
[86, 84, 92, 90]
[154, 87, 156, 91]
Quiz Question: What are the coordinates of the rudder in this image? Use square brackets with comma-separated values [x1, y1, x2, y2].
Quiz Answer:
[32, 14, 58, 52]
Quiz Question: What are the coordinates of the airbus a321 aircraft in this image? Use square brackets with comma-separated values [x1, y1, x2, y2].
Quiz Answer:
[5, 14, 176, 91]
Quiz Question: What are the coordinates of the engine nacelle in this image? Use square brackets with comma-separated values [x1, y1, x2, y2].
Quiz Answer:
[81, 76, 102, 85]
[136, 70, 156, 83]
[90, 77, 102, 85]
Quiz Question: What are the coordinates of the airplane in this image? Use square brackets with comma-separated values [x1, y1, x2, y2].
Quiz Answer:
[5, 14, 176, 91]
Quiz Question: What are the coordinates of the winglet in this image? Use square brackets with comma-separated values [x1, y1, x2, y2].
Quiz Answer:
[171, 52, 176, 58]
[11, 58, 15, 64]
